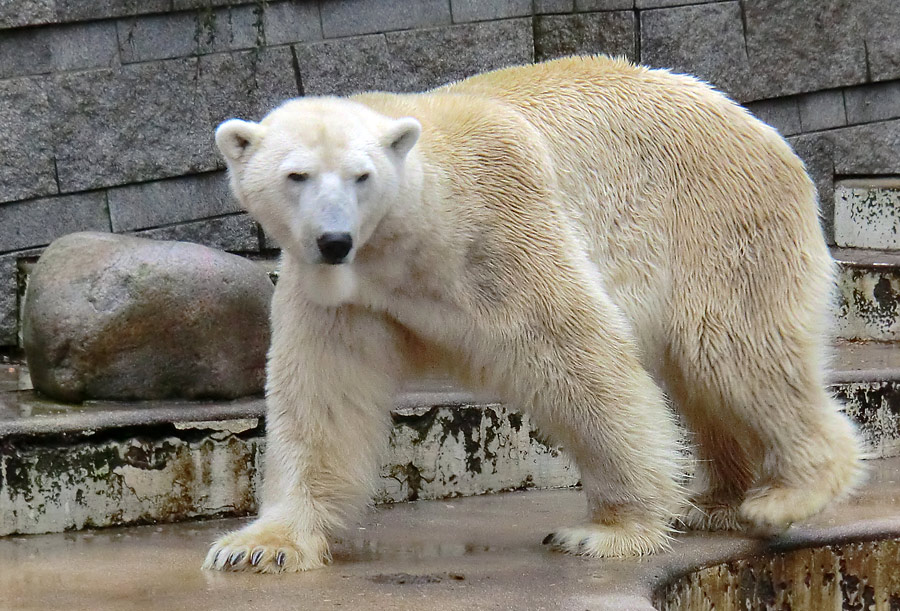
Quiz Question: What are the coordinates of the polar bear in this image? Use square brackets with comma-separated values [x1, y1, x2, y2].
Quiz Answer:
[204, 56, 862, 573]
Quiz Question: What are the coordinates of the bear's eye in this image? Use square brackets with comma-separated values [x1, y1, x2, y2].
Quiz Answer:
[356, 173, 370, 184]
[287, 172, 309, 183]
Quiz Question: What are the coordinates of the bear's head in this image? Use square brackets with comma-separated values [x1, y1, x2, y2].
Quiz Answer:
[215, 98, 421, 273]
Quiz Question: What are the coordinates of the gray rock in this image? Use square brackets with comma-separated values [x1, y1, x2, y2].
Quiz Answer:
[108, 172, 238, 233]
[23, 232, 272, 402]
[295, 35, 394, 96]
[0, 192, 110, 253]
[535, 11, 636, 62]
[798, 90, 847, 132]
[640, 2, 754, 101]
[0, 21, 118, 79]
[133, 214, 260, 253]
[788, 134, 836, 244]
[831, 119, 900, 176]
[744, 0, 867, 100]
[844, 81, 900, 125]
[320, 0, 451, 38]
[0, 77, 56, 204]
[386, 19, 533, 92]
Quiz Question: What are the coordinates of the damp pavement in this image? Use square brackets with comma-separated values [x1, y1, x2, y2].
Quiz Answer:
[3, 458, 900, 611]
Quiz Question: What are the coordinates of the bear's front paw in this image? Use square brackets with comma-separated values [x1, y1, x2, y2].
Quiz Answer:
[542, 521, 671, 558]
[202, 520, 331, 573]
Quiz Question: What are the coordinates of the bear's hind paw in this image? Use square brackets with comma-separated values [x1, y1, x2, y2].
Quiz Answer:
[202, 521, 331, 574]
[542, 522, 671, 558]
[678, 498, 746, 531]
[739, 485, 832, 533]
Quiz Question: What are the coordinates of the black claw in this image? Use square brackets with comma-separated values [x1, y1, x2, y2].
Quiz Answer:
[542, 533, 555, 545]
[579, 538, 590, 550]
[251, 550, 264, 566]
[276, 551, 286, 567]
[212, 550, 222, 565]
[229, 551, 245, 566]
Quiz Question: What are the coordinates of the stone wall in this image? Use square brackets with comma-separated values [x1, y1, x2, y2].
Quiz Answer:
[1, 0, 899, 347]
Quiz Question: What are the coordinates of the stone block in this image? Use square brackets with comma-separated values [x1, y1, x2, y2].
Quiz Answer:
[0, 21, 118, 79]
[834, 179, 900, 250]
[797, 90, 847, 132]
[844, 81, 900, 125]
[534, 0, 573, 13]
[133, 214, 260, 252]
[23, 232, 273, 402]
[117, 13, 199, 63]
[535, 11, 636, 62]
[200, 46, 299, 124]
[0, 78, 56, 204]
[640, 2, 754, 101]
[51, 60, 217, 192]
[576, 0, 632, 10]
[386, 19, 534, 92]
[263, 0, 321, 45]
[852, 0, 900, 82]
[743, 0, 867, 101]
[0, 256, 17, 346]
[788, 134, 835, 244]
[0, 193, 110, 253]
[321, 0, 451, 39]
[745, 98, 801, 136]
[108, 172, 238, 232]
[831, 119, 900, 176]
[450, 0, 532, 23]
[0, 28, 53, 79]
[0, 0, 54, 30]
[55, 0, 171, 24]
[51, 21, 119, 71]
[51, 49, 297, 193]
[295, 35, 394, 96]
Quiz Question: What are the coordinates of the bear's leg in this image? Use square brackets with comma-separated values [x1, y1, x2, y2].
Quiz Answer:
[736, 384, 864, 532]
[672, 328, 863, 532]
[203, 277, 406, 573]
[500, 289, 687, 557]
[665, 368, 758, 531]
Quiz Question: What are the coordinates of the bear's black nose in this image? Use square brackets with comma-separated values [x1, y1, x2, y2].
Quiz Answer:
[316, 232, 353, 264]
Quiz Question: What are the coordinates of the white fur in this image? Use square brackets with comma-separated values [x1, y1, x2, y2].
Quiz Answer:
[204, 56, 863, 573]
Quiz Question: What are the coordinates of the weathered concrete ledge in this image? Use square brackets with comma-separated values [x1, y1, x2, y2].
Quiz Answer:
[833, 248, 900, 342]
[3, 459, 900, 611]
[1, 343, 898, 536]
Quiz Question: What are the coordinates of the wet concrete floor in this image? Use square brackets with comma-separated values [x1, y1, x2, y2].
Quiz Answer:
[3, 458, 900, 611]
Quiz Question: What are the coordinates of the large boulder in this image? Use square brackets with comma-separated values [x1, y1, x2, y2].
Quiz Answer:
[23, 232, 273, 403]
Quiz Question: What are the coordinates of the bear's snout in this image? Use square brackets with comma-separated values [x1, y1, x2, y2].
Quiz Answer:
[316, 232, 353, 264]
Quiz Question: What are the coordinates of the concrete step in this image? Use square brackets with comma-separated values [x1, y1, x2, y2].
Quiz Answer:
[833, 247, 900, 340]
[834, 179, 900, 251]
[2, 341, 900, 537]
[3, 458, 900, 611]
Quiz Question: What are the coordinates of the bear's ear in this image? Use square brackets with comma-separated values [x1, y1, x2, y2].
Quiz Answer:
[383, 117, 421, 159]
[215, 119, 266, 164]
